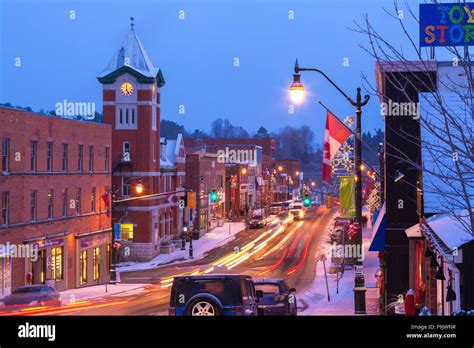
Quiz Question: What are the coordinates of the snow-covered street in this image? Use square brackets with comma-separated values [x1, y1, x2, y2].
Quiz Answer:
[117, 222, 246, 272]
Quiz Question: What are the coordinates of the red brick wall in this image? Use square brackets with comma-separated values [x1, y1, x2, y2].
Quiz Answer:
[0, 107, 112, 291]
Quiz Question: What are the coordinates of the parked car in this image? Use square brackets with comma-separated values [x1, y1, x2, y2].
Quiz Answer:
[254, 279, 297, 316]
[278, 211, 294, 226]
[0, 285, 61, 309]
[249, 215, 267, 229]
[168, 274, 263, 316]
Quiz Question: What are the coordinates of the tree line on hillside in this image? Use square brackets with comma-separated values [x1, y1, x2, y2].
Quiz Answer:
[162, 117, 383, 166]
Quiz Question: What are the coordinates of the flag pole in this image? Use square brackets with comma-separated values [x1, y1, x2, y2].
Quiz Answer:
[318, 101, 354, 134]
[318, 100, 381, 179]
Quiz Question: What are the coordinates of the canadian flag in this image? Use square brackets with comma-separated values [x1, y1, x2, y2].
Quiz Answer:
[101, 192, 110, 217]
[322, 111, 352, 182]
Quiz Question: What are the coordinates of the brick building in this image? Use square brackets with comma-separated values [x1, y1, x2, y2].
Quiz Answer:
[98, 23, 185, 261]
[184, 138, 276, 216]
[185, 150, 225, 236]
[0, 107, 112, 294]
[274, 159, 301, 200]
[184, 138, 276, 171]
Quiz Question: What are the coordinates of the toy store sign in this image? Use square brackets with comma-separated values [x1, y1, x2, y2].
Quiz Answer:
[420, 3, 474, 46]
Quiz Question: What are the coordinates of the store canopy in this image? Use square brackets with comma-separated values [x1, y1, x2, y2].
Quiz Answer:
[405, 223, 422, 238]
[369, 202, 386, 252]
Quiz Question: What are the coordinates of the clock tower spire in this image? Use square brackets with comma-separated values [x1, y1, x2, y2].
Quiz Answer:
[98, 20, 167, 261]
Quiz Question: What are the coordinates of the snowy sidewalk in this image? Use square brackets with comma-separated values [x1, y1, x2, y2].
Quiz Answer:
[298, 211, 380, 315]
[117, 222, 246, 272]
[59, 283, 150, 304]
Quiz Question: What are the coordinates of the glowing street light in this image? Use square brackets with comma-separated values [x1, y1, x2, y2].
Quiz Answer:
[289, 64, 305, 104]
[241, 167, 247, 175]
[278, 166, 283, 172]
[135, 182, 143, 194]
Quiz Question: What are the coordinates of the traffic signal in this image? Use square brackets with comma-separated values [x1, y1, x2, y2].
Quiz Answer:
[303, 195, 311, 207]
[210, 190, 219, 203]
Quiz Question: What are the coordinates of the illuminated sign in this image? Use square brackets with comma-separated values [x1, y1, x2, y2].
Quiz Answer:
[420, 3, 474, 46]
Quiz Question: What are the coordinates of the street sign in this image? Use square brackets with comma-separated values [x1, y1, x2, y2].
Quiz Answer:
[420, 3, 474, 47]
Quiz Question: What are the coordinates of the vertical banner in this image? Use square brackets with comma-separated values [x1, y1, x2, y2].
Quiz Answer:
[113, 223, 121, 240]
[339, 176, 355, 217]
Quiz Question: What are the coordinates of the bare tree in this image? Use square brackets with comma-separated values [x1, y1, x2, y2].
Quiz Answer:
[352, 0, 473, 235]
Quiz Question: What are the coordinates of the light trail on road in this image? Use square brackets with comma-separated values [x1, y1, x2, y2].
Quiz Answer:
[158, 221, 298, 286]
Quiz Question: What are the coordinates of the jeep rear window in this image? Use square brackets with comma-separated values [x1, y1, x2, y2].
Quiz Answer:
[255, 283, 280, 295]
[174, 279, 238, 305]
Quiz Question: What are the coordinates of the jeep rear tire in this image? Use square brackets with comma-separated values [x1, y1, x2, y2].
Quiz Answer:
[186, 298, 221, 316]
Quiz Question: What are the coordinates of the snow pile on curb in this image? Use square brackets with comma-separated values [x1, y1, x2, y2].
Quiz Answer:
[117, 222, 245, 272]
[59, 283, 149, 304]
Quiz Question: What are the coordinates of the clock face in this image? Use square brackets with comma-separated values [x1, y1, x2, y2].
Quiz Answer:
[120, 82, 134, 97]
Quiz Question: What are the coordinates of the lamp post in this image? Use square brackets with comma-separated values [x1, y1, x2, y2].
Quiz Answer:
[188, 226, 193, 259]
[289, 59, 370, 314]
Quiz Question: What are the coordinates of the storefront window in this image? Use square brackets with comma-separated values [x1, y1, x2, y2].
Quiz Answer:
[80, 250, 87, 285]
[51, 247, 63, 280]
[93, 247, 100, 281]
[120, 224, 134, 241]
[415, 240, 425, 306]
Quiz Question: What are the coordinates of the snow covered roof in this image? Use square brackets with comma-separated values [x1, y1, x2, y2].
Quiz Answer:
[425, 210, 473, 251]
[98, 25, 164, 85]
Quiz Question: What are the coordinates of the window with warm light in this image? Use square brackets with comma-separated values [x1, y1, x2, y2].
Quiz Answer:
[120, 224, 134, 241]
[93, 247, 100, 281]
[51, 246, 63, 280]
[80, 250, 87, 285]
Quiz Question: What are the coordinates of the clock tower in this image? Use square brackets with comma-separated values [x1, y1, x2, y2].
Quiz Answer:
[98, 18, 167, 260]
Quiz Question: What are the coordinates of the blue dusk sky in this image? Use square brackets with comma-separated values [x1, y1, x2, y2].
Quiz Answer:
[0, 0, 439, 143]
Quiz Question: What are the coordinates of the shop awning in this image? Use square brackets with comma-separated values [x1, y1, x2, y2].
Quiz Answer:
[405, 223, 422, 238]
[369, 202, 386, 252]
[23, 231, 69, 244]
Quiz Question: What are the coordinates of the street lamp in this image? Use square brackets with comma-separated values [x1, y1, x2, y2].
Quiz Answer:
[187, 226, 194, 259]
[289, 71, 305, 104]
[289, 58, 370, 314]
[135, 181, 143, 194]
[278, 165, 283, 172]
[241, 167, 247, 175]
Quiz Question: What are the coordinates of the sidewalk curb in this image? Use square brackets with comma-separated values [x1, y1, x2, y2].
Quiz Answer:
[60, 283, 150, 303]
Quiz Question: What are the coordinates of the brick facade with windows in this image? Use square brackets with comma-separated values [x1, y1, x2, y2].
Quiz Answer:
[185, 150, 225, 235]
[0, 107, 112, 295]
